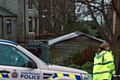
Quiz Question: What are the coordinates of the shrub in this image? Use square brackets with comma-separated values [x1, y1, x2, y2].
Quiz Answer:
[68, 64, 81, 69]
[81, 61, 93, 74]
[72, 49, 85, 65]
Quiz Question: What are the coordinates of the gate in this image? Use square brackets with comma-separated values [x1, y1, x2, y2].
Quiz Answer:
[41, 44, 50, 63]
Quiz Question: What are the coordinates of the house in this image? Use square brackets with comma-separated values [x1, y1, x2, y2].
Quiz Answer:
[0, 0, 39, 41]
[0, 6, 17, 41]
[48, 31, 105, 64]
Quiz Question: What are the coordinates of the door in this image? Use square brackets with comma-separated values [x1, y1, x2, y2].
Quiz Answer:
[0, 44, 41, 80]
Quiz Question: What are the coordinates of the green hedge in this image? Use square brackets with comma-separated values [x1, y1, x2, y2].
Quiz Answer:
[81, 61, 93, 74]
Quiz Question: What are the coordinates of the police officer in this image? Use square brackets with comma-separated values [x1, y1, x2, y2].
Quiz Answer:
[93, 42, 115, 80]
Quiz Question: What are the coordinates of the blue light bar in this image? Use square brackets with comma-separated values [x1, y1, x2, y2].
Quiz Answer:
[0, 39, 18, 46]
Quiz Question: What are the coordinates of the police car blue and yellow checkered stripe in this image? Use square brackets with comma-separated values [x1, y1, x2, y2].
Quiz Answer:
[50, 73, 81, 80]
[0, 73, 10, 78]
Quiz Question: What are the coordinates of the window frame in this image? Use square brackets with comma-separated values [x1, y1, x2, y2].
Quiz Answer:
[28, 17, 33, 32]
[6, 19, 12, 33]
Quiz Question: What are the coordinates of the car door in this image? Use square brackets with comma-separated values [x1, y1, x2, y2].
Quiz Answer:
[0, 44, 41, 80]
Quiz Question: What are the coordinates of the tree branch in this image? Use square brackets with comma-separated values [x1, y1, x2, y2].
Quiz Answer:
[112, 0, 117, 12]
[85, 0, 110, 43]
[101, 0, 113, 39]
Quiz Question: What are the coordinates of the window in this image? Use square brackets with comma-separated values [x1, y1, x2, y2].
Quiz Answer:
[28, 17, 33, 32]
[6, 19, 11, 33]
[28, 0, 32, 9]
[0, 44, 37, 68]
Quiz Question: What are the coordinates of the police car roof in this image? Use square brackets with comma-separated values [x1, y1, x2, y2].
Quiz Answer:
[0, 39, 18, 46]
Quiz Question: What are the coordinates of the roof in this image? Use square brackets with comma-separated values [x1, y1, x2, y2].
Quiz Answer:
[0, 39, 18, 46]
[0, 6, 17, 17]
[48, 31, 105, 46]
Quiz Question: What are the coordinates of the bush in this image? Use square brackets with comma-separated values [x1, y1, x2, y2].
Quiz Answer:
[81, 61, 93, 74]
[68, 64, 81, 69]
[72, 50, 85, 65]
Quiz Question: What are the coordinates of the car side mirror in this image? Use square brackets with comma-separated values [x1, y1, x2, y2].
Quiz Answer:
[27, 60, 37, 68]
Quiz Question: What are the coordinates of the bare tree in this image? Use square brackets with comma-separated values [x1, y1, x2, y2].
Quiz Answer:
[32, 0, 78, 36]
[76, 0, 120, 73]
[32, 0, 52, 33]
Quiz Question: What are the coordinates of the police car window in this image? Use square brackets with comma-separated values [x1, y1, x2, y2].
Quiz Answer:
[0, 44, 37, 68]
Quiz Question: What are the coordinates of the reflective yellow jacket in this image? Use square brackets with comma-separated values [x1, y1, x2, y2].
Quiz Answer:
[93, 50, 115, 80]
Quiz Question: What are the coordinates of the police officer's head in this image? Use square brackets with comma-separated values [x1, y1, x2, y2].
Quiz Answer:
[100, 42, 110, 51]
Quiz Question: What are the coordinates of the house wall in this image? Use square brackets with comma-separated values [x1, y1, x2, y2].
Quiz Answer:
[0, 17, 17, 40]
[2, 17, 17, 41]
[27, 8, 39, 34]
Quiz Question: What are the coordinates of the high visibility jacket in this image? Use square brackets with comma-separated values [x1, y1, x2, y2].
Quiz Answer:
[93, 50, 115, 80]
[109, 50, 115, 75]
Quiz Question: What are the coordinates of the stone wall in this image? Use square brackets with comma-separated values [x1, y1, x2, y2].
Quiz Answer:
[2, 17, 17, 41]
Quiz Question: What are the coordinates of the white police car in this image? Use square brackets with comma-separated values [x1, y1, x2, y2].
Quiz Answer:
[0, 39, 92, 80]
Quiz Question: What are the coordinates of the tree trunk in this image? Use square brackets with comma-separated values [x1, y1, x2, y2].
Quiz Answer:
[114, 15, 120, 74]
[113, 0, 120, 74]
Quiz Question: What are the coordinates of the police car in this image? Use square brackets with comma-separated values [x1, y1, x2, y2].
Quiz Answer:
[0, 39, 92, 80]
